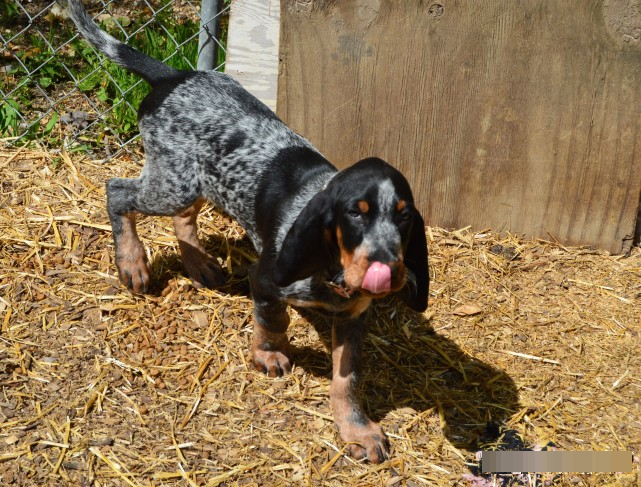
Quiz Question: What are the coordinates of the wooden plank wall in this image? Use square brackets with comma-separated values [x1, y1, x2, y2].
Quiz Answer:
[277, 0, 641, 253]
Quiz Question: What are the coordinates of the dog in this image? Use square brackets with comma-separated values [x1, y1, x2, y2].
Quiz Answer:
[67, 0, 429, 463]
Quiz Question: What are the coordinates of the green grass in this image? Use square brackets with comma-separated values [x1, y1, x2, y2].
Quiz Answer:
[1, 0, 228, 148]
[1, 22, 73, 140]
[74, 10, 203, 139]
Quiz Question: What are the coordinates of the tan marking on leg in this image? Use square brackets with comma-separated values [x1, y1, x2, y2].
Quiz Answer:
[331, 325, 388, 463]
[173, 198, 224, 288]
[114, 212, 150, 293]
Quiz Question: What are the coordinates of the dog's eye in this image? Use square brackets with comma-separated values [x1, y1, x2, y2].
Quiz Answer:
[346, 209, 362, 220]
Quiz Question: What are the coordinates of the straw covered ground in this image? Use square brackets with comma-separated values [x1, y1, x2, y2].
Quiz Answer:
[1, 144, 640, 486]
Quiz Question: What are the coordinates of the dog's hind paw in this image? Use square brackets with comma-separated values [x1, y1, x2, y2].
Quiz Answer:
[186, 256, 225, 289]
[180, 245, 225, 289]
[116, 255, 151, 294]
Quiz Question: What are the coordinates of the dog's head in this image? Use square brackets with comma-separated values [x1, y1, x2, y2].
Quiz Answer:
[273, 157, 429, 312]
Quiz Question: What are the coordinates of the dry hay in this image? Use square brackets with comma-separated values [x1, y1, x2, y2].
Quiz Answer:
[1, 144, 640, 486]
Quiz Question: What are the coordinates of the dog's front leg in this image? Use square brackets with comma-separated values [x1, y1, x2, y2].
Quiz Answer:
[331, 320, 389, 463]
[251, 299, 291, 377]
[249, 266, 292, 377]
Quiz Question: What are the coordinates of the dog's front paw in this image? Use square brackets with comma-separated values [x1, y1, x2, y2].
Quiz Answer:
[252, 349, 292, 377]
[340, 421, 389, 464]
[116, 255, 150, 294]
[251, 330, 292, 378]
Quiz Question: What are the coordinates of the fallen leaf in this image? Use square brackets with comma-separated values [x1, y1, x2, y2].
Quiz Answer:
[453, 303, 483, 316]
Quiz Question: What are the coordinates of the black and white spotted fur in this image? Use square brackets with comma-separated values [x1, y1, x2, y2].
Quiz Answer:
[67, 0, 429, 463]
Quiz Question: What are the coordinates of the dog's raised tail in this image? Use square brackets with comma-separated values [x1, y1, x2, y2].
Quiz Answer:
[66, 0, 179, 85]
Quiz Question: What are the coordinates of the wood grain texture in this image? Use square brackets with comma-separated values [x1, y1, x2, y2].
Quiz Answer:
[278, 0, 641, 252]
[226, 0, 280, 110]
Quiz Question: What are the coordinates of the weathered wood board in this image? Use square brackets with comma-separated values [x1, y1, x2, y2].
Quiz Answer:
[226, 0, 280, 110]
[278, 0, 641, 253]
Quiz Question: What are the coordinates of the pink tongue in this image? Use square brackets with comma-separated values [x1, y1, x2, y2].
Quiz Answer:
[361, 262, 392, 294]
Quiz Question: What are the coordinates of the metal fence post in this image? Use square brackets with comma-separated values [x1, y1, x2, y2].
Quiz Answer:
[197, 0, 222, 71]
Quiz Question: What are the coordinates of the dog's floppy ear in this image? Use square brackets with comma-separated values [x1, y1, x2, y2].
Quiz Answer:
[273, 191, 334, 287]
[401, 209, 429, 312]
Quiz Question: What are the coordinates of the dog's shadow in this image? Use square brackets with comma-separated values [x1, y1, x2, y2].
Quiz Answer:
[148, 233, 519, 452]
[293, 303, 519, 453]
[146, 232, 253, 296]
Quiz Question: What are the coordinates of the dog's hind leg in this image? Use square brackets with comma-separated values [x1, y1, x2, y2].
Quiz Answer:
[106, 173, 223, 292]
[173, 198, 225, 289]
[106, 177, 151, 293]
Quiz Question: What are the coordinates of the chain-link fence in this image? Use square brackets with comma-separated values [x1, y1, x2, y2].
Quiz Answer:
[0, 0, 230, 160]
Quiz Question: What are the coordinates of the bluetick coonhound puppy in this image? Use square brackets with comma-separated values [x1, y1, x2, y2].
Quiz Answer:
[68, 0, 429, 463]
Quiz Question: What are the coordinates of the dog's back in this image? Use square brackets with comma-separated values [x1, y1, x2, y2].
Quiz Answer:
[67, 0, 329, 251]
[136, 71, 325, 248]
